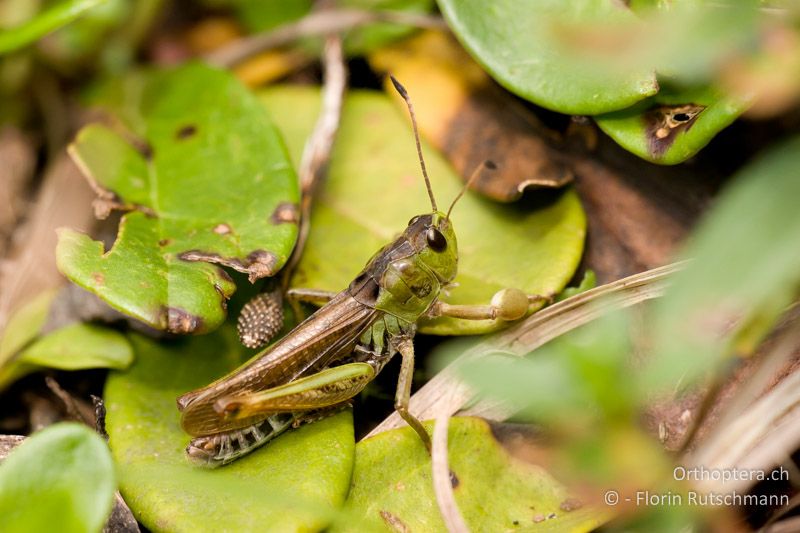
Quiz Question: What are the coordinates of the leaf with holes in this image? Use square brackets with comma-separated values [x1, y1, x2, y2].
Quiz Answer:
[105, 325, 354, 532]
[57, 63, 299, 334]
[332, 417, 603, 532]
[261, 86, 586, 335]
[594, 85, 751, 165]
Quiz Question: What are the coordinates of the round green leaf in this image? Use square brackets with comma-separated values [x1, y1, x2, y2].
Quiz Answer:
[104, 325, 354, 532]
[334, 417, 603, 532]
[0, 423, 116, 533]
[57, 63, 299, 334]
[260, 86, 586, 335]
[595, 85, 751, 165]
[437, 0, 658, 115]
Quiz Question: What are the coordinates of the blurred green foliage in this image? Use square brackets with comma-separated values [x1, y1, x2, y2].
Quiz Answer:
[335, 417, 603, 532]
[0, 0, 109, 55]
[0, 291, 133, 391]
[455, 134, 800, 530]
[0, 423, 116, 533]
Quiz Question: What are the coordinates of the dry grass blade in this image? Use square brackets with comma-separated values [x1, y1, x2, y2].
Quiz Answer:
[0, 127, 36, 257]
[687, 319, 800, 493]
[0, 153, 96, 331]
[368, 261, 686, 437]
[44, 376, 95, 426]
[432, 392, 468, 533]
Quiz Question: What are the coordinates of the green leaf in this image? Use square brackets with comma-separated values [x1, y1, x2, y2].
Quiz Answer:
[334, 417, 602, 532]
[0, 0, 108, 54]
[644, 135, 800, 390]
[36, 0, 131, 72]
[261, 86, 586, 335]
[339, 0, 434, 55]
[0, 323, 133, 390]
[104, 325, 354, 532]
[595, 85, 751, 165]
[437, 0, 658, 115]
[233, 0, 313, 32]
[0, 290, 57, 367]
[0, 423, 116, 533]
[57, 63, 299, 334]
[234, 0, 434, 55]
[557, 270, 597, 302]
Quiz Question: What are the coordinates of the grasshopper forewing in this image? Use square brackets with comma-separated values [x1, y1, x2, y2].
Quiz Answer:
[178, 290, 378, 436]
[177, 77, 533, 467]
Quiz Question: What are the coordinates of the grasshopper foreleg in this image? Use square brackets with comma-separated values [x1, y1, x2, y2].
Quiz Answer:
[429, 288, 553, 322]
[394, 337, 432, 453]
[286, 288, 337, 304]
[285, 288, 338, 325]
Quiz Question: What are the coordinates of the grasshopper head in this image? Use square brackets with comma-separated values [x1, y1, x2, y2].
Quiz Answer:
[406, 211, 458, 283]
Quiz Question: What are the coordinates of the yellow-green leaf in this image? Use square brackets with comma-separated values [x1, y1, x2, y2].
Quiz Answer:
[334, 417, 603, 532]
[261, 86, 586, 335]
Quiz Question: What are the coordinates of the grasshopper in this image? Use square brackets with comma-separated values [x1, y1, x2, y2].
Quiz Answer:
[177, 77, 538, 467]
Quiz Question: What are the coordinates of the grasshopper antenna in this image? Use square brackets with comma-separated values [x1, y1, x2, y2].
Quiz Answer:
[389, 75, 438, 212]
[446, 160, 496, 220]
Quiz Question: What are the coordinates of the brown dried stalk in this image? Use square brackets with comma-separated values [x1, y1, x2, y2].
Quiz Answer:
[281, 34, 347, 291]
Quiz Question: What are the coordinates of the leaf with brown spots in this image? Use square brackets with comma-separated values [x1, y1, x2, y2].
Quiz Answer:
[595, 85, 750, 165]
[56, 64, 299, 333]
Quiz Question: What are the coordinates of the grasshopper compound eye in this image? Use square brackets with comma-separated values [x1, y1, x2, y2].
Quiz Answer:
[426, 227, 447, 252]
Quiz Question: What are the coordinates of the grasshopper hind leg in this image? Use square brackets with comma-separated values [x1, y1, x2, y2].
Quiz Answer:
[186, 406, 349, 468]
[186, 413, 296, 468]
